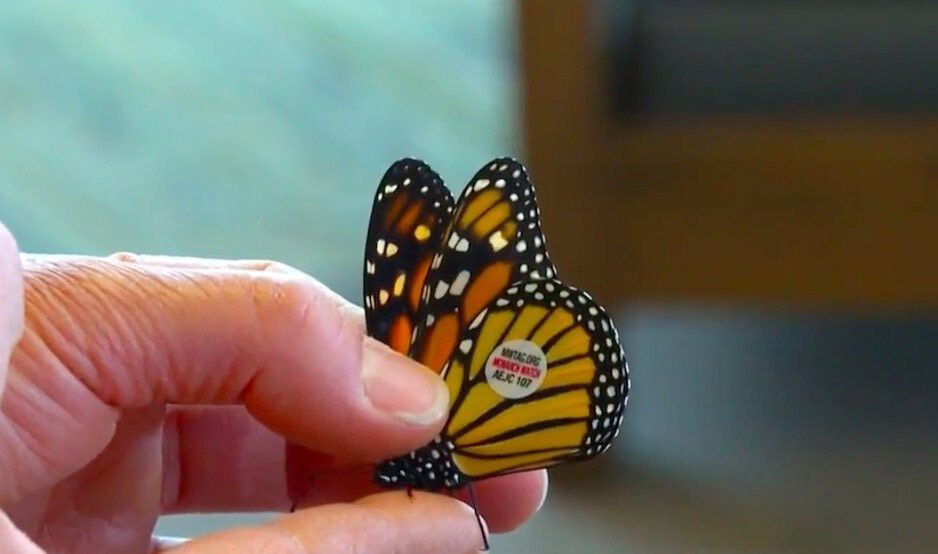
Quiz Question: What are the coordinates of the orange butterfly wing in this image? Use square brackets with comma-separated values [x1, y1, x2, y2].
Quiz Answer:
[363, 159, 454, 353]
[409, 158, 557, 372]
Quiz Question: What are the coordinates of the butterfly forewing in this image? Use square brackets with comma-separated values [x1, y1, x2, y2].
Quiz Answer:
[364, 159, 454, 353]
[409, 158, 557, 372]
[375, 278, 629, 489]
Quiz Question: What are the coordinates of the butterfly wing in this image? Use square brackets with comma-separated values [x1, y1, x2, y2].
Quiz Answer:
[444, 279, 628, 481]
[409, 158, 557, 372]
[364, 159, 454, 353]
[375, 279, 629, 490]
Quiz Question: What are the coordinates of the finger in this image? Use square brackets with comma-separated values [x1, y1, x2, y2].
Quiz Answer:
[161, 405, 294, 513]
[0, 511, 42, 554]
[293, 464, 547, 534]
[0, 222, 24, 393]
[162, 404, 381, 513]
[5, 255, 447, 503]
[163, 406, 381, 514]
[163, 406, 547, 533]
[19, 255, 447, 456]
[168, 491, 486, 554]
[19, 407, 166, 554]
[0, 510, 43, 554]
[162, 406, 548, 533]
[463, 470, 548, 533]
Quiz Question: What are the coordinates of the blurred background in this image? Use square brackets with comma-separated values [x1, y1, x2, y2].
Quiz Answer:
[2, 1, 936, 552]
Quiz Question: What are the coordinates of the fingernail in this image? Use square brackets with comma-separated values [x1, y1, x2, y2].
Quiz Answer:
[362, 338, 449, 426]
[535, 473, 549, 512]
[152, 536, 190, 550]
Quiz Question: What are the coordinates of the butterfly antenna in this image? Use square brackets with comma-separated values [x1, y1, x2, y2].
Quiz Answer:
[466, 482, 490, 551]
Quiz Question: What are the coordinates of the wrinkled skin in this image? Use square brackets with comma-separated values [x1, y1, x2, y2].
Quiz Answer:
[0, 222, 547, 553]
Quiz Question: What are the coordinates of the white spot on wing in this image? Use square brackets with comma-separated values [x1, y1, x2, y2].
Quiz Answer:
[489, 231, 508, 251]
[450, 270, 471, 295]
[469, 309, 488, 329]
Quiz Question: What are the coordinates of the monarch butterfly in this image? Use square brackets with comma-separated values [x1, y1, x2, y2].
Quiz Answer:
[363, 158, 630, 540]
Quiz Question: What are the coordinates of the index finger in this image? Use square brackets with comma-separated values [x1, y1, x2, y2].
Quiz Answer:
[13, 255, 447, 468]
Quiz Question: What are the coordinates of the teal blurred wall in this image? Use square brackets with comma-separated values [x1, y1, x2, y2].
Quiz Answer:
[0, 0, 517, 301]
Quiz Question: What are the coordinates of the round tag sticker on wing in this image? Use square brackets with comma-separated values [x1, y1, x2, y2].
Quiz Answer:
[484, 339, 548, 399]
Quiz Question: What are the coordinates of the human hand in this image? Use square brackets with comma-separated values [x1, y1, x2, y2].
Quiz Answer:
[0, 222, 547, 553]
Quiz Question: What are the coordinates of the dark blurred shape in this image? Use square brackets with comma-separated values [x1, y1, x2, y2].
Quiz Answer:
[606, 1, 938, 115]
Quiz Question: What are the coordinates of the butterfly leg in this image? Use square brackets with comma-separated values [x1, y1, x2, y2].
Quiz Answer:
[466, 482, 490, 551]
[290, 472, 317, 513]
[406, 485, 415, 499]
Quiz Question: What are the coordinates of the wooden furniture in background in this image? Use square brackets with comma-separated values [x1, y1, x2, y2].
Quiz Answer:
[518, 1, 938, 307]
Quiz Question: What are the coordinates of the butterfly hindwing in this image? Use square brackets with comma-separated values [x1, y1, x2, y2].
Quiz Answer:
[375, 278, 629, 489]
[409, 158, 557, 372]
[364, 159, 454, 353]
